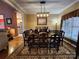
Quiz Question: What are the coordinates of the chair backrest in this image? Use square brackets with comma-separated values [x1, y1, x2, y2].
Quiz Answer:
[59, 30, 65, 41]
[28, 34, 34, 43]
[23, 30, 30, 36]
[50, 34, 61, 46]
[28, 34, 39, 41]
[39, 32, 48, 42]
[34, 29, 39, 34]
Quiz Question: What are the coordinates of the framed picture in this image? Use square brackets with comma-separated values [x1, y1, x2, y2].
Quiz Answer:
[37, 17, 47, 25]
[6, 18, 12, 25]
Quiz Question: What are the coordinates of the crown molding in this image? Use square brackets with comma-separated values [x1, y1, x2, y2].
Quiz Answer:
[60, 0, 79, 14]
[3, 0, 26, 14]
[3, 0, 79, 14]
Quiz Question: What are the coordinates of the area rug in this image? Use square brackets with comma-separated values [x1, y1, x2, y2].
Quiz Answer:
[6, 45, 76, 59]
[18, 46, 70, 56]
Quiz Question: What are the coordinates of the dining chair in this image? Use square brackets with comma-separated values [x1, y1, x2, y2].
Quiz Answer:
[49, 34, 61, 52]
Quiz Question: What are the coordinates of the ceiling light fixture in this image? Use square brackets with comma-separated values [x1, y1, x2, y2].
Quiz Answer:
[37, 1, 49, 17]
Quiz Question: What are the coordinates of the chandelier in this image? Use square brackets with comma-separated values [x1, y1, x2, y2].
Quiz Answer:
[37, 1, 49, 17]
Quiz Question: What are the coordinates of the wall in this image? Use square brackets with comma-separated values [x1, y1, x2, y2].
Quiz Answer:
[24, 14, 27, 30]
[24, 14, 61, 30]
[48, 14, 61, 30]
[26, 14, 37, 29]
[0, 0, 17, 35]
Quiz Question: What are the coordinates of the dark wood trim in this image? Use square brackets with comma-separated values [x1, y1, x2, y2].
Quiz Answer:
[64, 37, 77, 45]
[60, 19, 63, 30]
[61, 9, 79, 20]
[75, 32, 79, 59]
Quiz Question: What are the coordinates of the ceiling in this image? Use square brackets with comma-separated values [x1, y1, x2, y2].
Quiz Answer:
[3, 0, 78, 14]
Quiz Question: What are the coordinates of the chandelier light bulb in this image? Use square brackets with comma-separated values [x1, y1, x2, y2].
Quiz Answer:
[43, 14, 46, 17]
[37, 14, 39, 17]
[47, 14, 49, 17]
[40, 14, 42, 17]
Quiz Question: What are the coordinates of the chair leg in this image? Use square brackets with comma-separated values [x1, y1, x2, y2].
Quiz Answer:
[62, 40, 63, 46]
[24, 41, 25, 46]
[37, 48, 38, 54]
[49, 48, 51, 53]
[56, 47, 59, 52]
[28, 47, 31, 53]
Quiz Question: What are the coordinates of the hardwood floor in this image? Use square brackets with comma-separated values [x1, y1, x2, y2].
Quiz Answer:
[0, 49, 8, 59]
[0, 36, 23, 59]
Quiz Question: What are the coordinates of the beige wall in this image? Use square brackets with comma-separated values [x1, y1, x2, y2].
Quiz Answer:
[47, 14, 61, 30]
[26, 14, 37, 29]
[24, 14, 27, 30]
[24, 14, 61, 30]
